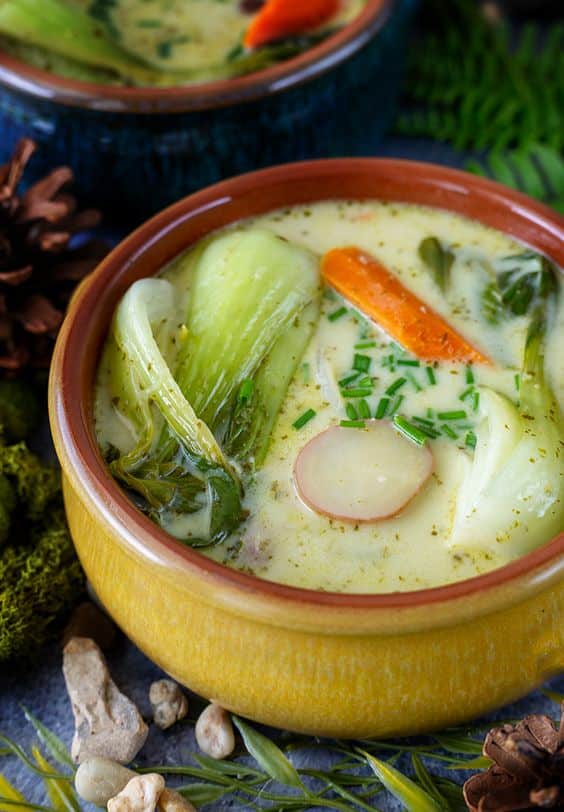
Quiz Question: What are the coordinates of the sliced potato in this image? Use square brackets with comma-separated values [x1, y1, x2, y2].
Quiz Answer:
[294, 420, 433, 522]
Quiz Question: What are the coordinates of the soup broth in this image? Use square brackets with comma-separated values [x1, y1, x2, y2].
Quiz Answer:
[95, 201, 564, 593]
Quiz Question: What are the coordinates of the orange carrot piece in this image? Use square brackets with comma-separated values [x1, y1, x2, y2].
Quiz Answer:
[244, 0, 339, 49]
[321, 247, 491, 365]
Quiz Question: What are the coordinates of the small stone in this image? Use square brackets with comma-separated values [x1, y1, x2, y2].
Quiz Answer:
[62, 602, 117, 651]
[107, 774, 164, 812]
[75, 758, 136, 806]
[63, 637, 148, 764]
[195, 704, 235, 760]
[157, 789, 196, 812]
[149, 680, 189, 730]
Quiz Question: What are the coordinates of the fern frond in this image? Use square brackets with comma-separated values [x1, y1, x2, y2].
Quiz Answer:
[466, 143, 564, 212]
[397, 0, 563, 206]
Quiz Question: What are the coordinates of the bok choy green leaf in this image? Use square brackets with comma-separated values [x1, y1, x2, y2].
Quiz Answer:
[450, 311, 563, 556]
[102, 229, 320, 547]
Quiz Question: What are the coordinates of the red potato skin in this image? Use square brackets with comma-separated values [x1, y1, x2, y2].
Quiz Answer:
[293, 423, 434, 524]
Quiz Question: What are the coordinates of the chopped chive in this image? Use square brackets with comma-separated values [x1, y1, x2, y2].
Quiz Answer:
[358, 399, 371, 419]
[465, 366, 475, 384]
[375, 397, 390, 419]
[397, 359, 420, 367]
[340, 419, 365, 428]
[411, 421, 440, 439]
[339, 372, 360, 387]
[346, 403, 359, 420]
[357, 375, 374, 388]
[412, 416, 435, 428]
[382, 355, 396, 371]
[393, 416, 428, 446]
[406, 372, 422, 392]
[514, 373, 521, 391]
[426, 407, 434, 418]
[441, 424, 458, 439]
[465, 430, 477, 449]
[353, 354, 372, 373]
[342, 388, 374, 398]
[328, 306, 347, 322]
[472, 391, 480, 412]
[238, 378, 254, 404]
[437, 410, 467, 421]
[388, 395, 404, 415]
[385, 377, 407, 396]
[354, 340, 377, 349]
[459, 386, 474, 402]
[426, 366, 437, 385]
[293, 409, 316, 429]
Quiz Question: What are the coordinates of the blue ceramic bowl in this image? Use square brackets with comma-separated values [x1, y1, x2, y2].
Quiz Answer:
[0, 0, 417, 223]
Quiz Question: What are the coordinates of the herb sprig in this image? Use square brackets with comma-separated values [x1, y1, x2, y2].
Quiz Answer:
[7, 698, 558, 812]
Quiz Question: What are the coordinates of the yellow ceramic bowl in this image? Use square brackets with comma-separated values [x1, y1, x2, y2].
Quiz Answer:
[49, 160, 564, 738]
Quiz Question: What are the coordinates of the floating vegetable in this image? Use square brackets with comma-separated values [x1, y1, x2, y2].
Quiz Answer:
[294, 421, 433, 522]
[244, 0, 339, 48]
[321, 247, 491, 364]
[481, 250, 559, 324]
[450, 312, 564, 556]
[103, 229, 320, 546]
[418, 236, 455, 293]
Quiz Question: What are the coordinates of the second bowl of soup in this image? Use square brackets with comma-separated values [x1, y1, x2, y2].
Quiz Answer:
[0, 0, 417, 222]
[49, 159, 564, 737]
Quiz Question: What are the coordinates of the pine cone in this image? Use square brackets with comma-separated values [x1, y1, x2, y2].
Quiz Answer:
[464, 704, 564, 811]
[0, 139, 108, 374]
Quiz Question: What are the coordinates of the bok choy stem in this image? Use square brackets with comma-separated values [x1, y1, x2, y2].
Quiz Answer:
[101, 229, 321, 547]
[450, 309, 563, 556]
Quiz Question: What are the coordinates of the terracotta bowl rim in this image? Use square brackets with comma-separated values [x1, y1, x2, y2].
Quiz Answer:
[0, 0, 394, 113]
[50, 157, 564, 612]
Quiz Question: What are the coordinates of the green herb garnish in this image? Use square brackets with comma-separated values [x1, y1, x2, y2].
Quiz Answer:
[386, 377, 407, 396]
[293, 409, 316, 430]
[353, 354, 371, 373]
[437, 410, 467, 421]
[375, 397, 390, 419]
[426, 366, 437, 385]
[418, 237, 455, 292]
[328, 306, 347, 322]
[393, 416, 428, 446]
[340, 420, 365, 429]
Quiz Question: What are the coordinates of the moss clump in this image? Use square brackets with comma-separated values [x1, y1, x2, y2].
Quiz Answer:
[0, 383, 85, 660]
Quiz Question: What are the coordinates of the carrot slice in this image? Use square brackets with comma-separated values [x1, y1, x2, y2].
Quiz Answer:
[321, 247, 491, 365]
[244, 0, 340, 49]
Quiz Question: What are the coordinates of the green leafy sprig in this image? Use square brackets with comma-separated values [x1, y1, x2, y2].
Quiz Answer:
[3, 706, 544, 812]
[396, 0, 564, 211]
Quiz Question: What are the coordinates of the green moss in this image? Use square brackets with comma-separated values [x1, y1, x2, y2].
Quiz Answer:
[0, 508, 84, 661]
[0, 442, 85, 661]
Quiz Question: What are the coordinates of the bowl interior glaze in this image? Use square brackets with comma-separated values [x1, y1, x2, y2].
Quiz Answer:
[52, 159, 564, 621]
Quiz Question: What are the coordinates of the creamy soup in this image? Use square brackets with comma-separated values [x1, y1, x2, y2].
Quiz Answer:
[0, 0, 365, 86]
[95, 201, 564, 593]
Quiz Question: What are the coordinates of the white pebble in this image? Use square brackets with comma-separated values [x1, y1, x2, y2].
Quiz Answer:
[195, 703, 235, 760]
[107, 774, 164, 812]
[75, 758, 136, 806]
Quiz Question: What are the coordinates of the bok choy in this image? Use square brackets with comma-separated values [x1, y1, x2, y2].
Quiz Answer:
[101, 229, 320, 546]
[450, 311, 563, 556]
